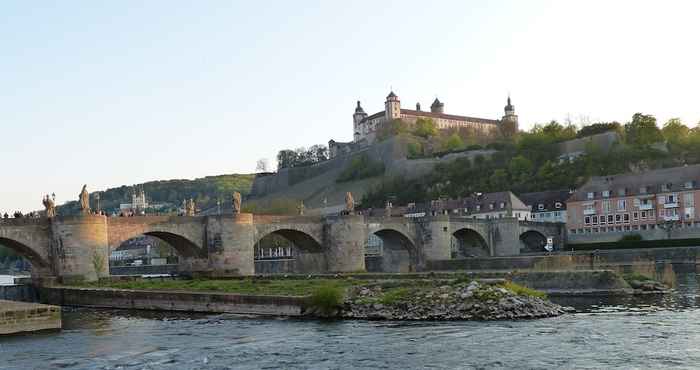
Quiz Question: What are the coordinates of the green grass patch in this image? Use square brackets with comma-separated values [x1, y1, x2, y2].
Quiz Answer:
[309, 285, 345, 315]
[622, 273, 654, 283]
[500, 281, 547, 299]
[74, 278, 363, 297]
[379, 287, 410, 305]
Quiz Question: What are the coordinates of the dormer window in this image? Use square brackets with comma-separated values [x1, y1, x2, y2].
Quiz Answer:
[500, 202, 505, 209]
[476, 205, 481, 211]
[489, 203, 495, 210]
[661, 183, 671, 192]
[587, 192, 594, 200]
[618, 188, 626, 196]
[685, 181, 695, 189]
[538, 204, 545, 211]
[639, 186, 647, 194]
[602, 190, 610, 198]
[555, 202, 562, 209]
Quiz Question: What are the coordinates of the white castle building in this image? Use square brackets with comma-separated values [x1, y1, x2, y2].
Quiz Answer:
[355, 91, 517, 144]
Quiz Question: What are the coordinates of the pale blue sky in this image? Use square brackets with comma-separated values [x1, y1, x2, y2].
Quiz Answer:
[2, 1, 699, 212]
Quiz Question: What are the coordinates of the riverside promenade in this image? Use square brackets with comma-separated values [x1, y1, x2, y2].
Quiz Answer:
[0, 300, 61, 335]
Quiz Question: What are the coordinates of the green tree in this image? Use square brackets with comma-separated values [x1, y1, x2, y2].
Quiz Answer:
[489, 169, 509, 190]
[625, 113, 663, 147]
[442, 133, 464, 152]
[413, 118, 437, 138]
[662, 118, 689, 147]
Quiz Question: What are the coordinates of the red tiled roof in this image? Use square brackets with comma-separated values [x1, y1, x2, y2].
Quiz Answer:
[401, 109, 500, 125]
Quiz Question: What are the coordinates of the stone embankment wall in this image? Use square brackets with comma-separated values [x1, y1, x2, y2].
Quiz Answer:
[109, 264, 179, 276]
[40, 287, 306, 316]
[427, 246, 700, 271]
[0, 284, 38, 302]
[0, 300, 61, 335]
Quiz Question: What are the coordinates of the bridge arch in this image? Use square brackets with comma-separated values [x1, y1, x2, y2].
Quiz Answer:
[367, 228, 418, 273]
[254, 228, 327, 274]
[451, 228, 490, 258]
[0, 237, 50, 269]
[519, 230, 547, 253]
[112, 231, 205, 259]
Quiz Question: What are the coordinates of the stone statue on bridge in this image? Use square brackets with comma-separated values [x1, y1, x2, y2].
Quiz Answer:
[232, 192, 242, 215]
[186, 198, 196, 216]
[78, 185, 90, 214]
[298, 200, 305, 216]
[42, 194, 56, 218]
[345, 192, 355, 214]
[385, 200, 392, 218]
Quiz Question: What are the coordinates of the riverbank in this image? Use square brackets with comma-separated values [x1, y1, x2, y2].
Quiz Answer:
[0, 300, 61, 335]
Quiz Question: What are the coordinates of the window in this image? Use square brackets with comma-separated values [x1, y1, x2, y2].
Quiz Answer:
[685, 181, 695, 189]
[592, 215, 598, 224]
[602, 190, 610, 198]
[555, 202, 562, 209]
[500, 202, 505, 209]
[684, 193, 695, 207]
[602, 200, 612, 213]
[538, 204, 544, 211]
[617, 199, 626, 211]
[615, 214, 622, 223]
[570, 229, 577, 234]
[633, 212, 639, 221]
[608, 215, 614, 223]
[584, 216, 591, 225]
[618, 188, 626, 196]
[662, 183, 671, 192]
[667, 194, 677, 204]
[599, 215, 606, 225]
[623, 213, 630, 223]
[587, 192, 594, 200]
[639, 186, 648, 194]
[476, 205, 481, 211]
[489, 203, 495, 210]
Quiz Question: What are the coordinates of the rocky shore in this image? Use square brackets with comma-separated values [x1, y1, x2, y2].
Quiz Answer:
[340, 280, 570, 321]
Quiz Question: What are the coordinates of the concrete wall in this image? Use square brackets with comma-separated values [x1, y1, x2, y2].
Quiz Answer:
[0, 300, 61, 335]
[40, 287, 306, 316]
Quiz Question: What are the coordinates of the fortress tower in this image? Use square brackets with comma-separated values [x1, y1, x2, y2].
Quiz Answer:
[500, 96, 518, 137]
[384, 91, 401, 121]
[352, 101, 367, 142]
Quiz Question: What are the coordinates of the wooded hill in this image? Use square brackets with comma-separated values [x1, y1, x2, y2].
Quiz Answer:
[57, 174, 255, 215]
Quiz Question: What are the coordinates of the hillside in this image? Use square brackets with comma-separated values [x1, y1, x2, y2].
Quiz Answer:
[250, 114, 700, 213]
[57, 174, 255, 215]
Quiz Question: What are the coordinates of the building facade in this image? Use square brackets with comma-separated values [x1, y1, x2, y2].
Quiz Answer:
[519, 190, 571, 223]
[567, 165, 700, 241]
[351, 91, 518, 146]
[404, 191, 531, 221]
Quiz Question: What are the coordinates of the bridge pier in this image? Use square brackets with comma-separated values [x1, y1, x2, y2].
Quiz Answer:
[325, 215, 366, 273]
[50, 216, 109, 283]
[206, 213, 255, 276]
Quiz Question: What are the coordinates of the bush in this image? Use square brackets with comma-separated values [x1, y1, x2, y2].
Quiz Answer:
[500, 281, 547, 299]
[379, 287, 410, 305]
[407, 142, 424, 158]
[622, 272, 653, 283]
[309, 285, 344, 315]
[336, 154, 385, 183]
[619, 234, 643, 242]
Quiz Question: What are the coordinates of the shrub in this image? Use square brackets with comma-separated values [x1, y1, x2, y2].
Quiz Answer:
[500, 281, 547, 299]
[379, 287, 410, 305]
[619, 234, 643, 242]
[407, 142, 424, 158]
[623, 272, 653, 283]
[309, 285, 344, 316]
[336, 154, 385, 182]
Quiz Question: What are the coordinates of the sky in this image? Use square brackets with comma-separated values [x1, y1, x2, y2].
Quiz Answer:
[2, 1, 699, 212]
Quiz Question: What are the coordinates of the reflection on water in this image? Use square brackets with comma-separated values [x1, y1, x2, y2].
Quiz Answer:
[3, 268, 700, 369]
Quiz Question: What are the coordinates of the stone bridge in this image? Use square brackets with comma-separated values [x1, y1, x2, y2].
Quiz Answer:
[0, 214, 564, 281]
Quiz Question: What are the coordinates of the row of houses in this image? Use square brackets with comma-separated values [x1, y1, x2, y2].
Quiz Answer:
[387, 164, 700, 244]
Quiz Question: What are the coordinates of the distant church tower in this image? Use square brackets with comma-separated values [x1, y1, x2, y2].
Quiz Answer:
[500, 96, 518, 137]
[384, 91, 401, 121]
[353, 101, 367, 141]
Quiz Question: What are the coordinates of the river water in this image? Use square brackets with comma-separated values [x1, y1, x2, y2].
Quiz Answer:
[3, 273, 700, 369]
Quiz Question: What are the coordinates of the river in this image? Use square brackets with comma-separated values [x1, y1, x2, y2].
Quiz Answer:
[3, 273, 700, 369]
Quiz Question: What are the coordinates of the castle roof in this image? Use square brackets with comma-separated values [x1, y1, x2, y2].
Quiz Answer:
[431, 98, 443, 107]
[358, 109, 500, 125]
[386, 91, 397, 99]
[400, 109, 500, 125]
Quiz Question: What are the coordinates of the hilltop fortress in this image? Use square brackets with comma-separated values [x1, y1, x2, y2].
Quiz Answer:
[330, 91, 518, 158]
